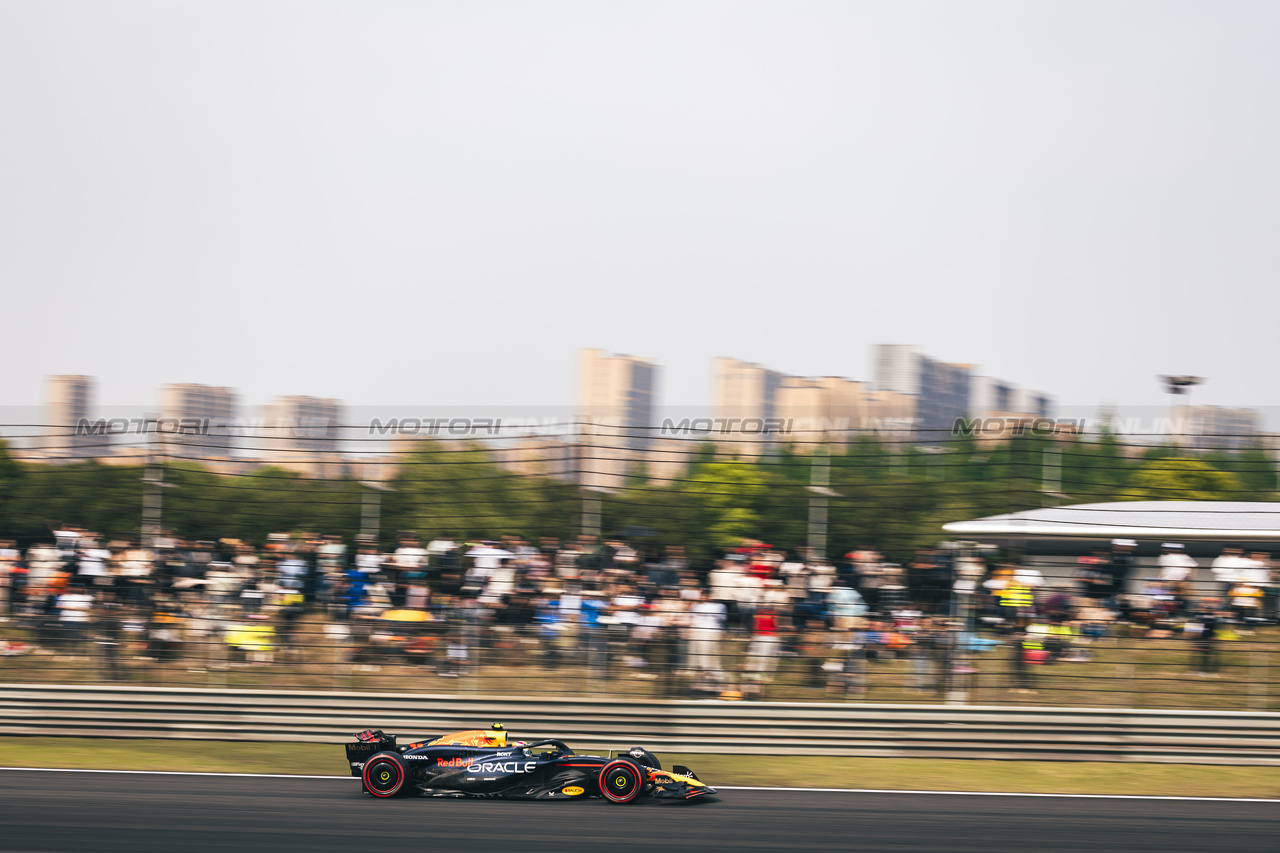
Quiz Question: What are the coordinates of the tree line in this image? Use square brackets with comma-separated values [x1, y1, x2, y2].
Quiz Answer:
[0, 432, 1273, 564]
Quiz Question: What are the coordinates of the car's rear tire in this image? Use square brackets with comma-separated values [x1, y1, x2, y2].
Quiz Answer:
[599, 758, 644, 804]
[362, 751, 407, 798]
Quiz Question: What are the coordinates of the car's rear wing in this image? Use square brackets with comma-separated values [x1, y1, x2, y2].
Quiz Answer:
[344, 729, 398, 777]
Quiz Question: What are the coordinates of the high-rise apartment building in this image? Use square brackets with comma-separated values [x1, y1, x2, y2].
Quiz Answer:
[775, 375, 869, 438]
[711, 357, 785, 456]
[262, 396, 344, 454]
[713, 358, 921, 452]
[42, 375, 97, 459]
[158, 383, 238, 459]
[970, 377, 1055, 421]
[1012, 389, 1054, 420]
[1174, 406, 1261, 451]
[873, 345, 973, 437]
[713, 357, 784, 422]
[576, 349, 659, 488]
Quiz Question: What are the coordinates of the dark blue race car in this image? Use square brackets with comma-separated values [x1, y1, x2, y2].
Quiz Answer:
[345, 723, 716, 803]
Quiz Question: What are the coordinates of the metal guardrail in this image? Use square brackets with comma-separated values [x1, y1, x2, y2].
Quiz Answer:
[1, 683, 1277, 765]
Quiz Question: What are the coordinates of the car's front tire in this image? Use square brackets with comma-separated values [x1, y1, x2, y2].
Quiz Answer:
[599, 758, 645, 804]
[362, 752, 408, 798]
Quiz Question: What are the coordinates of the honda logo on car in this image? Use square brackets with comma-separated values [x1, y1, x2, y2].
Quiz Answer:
[467, 760, 537, 774]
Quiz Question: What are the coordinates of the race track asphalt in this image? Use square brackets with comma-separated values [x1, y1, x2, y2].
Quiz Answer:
[0, 770, 1275, 853]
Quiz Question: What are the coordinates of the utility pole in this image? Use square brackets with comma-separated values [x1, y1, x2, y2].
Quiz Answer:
[361, 481, 393, 542]
[140, 415, 171, 548]
[806, 433, 840, 562]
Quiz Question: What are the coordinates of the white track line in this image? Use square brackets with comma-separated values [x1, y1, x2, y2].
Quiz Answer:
[716, 786, 1278, 802]
[0, 767, 351, 780]
[0, 768, 1275, 802]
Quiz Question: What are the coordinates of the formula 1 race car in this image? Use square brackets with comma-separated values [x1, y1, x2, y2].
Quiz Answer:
[345, 724, 716, 803]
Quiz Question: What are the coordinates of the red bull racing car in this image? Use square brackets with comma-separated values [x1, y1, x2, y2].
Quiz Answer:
[345, 724, 716, 803]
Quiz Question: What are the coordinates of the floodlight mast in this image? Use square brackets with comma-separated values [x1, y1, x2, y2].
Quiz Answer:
[1158, 375, 1204, 447]
[1160, 375, 1203, 395]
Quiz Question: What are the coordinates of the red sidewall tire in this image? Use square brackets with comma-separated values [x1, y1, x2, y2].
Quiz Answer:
[363, 752, 407, 798]
[599, 759, 643, 804]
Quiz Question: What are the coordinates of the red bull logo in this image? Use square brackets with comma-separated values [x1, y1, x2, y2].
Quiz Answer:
[437, 757, 472, 767]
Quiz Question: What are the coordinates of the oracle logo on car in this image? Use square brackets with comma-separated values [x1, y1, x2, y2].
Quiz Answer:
[467, 761, 537, 775]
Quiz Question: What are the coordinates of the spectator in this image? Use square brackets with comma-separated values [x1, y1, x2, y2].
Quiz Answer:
[851, 547, 886, 612]
[1106, 539, 1137, 603]
[1210, 547, 1250, 599]
[687, 589, 726, 682]
[827, 582, 867, 635]
[743, 604, 783, 699]
[394, 535, 428, 608]
[1009, 627, 1037, 694]
[76, 538, 111, 589]
[55, 586, 94, 655]
[0, 539, 19, 618]
[1189, 602, 1224, 677]
[1157, 543, 1197, 599]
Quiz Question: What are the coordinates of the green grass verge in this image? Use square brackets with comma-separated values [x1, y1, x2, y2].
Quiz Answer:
[0, 737, 1276, 798]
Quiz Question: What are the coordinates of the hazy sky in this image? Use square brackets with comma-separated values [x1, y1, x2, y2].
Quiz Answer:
[3, 1, 1278, 413]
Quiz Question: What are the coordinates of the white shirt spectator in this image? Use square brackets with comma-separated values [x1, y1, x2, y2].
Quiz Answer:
[761, 579, 791, 609]
[611, 593, 645, 626]
[807, 563, 835, 594]
[778, 561, 807, 599]
[483, 560, 517, 600]
[277, 557, 306, 590]
[708, 565, 742, 603]
[652, 596, 689, 629]
[558, 592, 582, 616]
[688, 600, 727, 632]
[427, 538, 456, 557]
[1238, 556, 1271, 586]
[77, 547, 111, 577]
[54, 529, 81, 557]
[1211, 552, 1252, 584]
[394, 545, 427, 571]
[57, 591, 93, 622]
[1158, 552, 1198, 582]
[734, 573, 764, 607]
[120, 548, 155, 578]
[1013, 567, 1045, 588]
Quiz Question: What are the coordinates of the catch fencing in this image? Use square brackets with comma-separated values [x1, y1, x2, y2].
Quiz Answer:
[1, 683, 1278, 765]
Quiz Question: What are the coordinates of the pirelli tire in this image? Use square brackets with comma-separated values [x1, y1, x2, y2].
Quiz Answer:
[598, 758, 645, 804]
[362, 751, 408, 798]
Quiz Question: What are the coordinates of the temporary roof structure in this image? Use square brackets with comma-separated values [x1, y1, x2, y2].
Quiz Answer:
[942, 501, 1280, 542]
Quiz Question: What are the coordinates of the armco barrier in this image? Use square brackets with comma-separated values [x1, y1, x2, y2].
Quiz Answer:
[1, 683, 1278, 765]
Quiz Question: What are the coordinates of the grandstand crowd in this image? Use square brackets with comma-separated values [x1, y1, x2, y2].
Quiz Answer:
[0, 528, 1277, 698]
